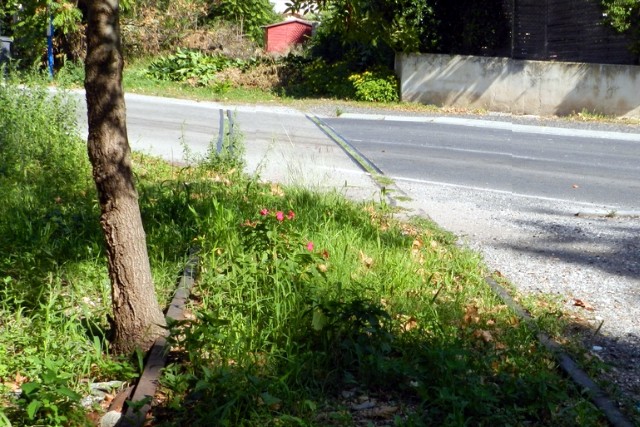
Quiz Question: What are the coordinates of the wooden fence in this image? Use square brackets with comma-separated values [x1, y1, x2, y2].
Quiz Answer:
[509, 0, 636, 64]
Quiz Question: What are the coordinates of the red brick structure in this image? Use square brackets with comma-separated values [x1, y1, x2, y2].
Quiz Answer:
[264, 18, 313, 53]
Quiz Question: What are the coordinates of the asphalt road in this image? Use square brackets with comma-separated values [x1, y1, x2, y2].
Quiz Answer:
[322, 116, 640, 211]
[73, 92, 377, 199]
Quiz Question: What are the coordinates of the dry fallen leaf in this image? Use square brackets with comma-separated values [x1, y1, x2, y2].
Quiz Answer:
[270, 183, 285, 197]
[573, 298, 595, 311]
[359, 251, 374, 268]
[368, 405, 399, 418]
[463, 305, 480, 325]
[474, 329, 494, 343]
[399, 315, 419, 332]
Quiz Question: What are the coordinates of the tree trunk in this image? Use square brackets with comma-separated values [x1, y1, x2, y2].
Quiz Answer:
[84, 0, 166, 355]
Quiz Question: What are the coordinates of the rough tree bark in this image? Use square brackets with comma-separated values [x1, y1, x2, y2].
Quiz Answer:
[84, 0, 166, 355]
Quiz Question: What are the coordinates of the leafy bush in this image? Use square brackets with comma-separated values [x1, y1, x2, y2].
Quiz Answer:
[278, 56, 399, 102]
[146, 48, 248, 86]
[348, 69, 399, 102]
[601, 0, 640, 60]
[0, 79, 90, 203]
[55, 59, 85, 88]
[281, 57, 355, 99]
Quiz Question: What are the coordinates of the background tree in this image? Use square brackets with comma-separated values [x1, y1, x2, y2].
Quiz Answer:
[288, 0, 510, 65]
[291, 0, 434, 54]
[208, 0, 279, 43]
[601, 0, 640, 61]
[429, 0, 510, 56]
[84, 0, 166, 355]
[0, 0, 85, 66]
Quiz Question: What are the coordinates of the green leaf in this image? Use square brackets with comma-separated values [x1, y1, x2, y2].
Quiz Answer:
[42, 369, 58, 384]
[55, 386, 81, 401]
[312, 309, 328, 331]
[26, 400, 41, 420]
[20, 382, 40, 396]
[260, 391, 281, 407]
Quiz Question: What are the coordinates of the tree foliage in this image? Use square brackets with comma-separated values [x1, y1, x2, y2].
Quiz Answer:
[1, 0, 277, 67]
[601, 0, 640, 57]
[0, 0, 85, 66]
[288, 0, 510, 55]
[208, 0, 279, 43]
[289, 0, 435, 53]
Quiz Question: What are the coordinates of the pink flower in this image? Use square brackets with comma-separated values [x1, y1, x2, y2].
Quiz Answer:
[287, 210, 295, 220]
[259, 208, 269, 216]
[275, 211, 285, 222]
[306, 241, 314, 251]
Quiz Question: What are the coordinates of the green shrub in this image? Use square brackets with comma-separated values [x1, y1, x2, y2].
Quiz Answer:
[0, 79, 90, 197]
[279, 55, 399, 102]
[55, 60, 85, 88]
[348, 69, 399, 103]
[0, 77, 96, 278]
[146, 48, 248, 86]
[283, 58, 355, 99]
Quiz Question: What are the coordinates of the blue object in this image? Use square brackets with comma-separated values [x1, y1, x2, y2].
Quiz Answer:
[47, 15, 54, 78]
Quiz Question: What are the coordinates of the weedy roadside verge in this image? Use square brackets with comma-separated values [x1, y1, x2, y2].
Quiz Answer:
[0, 76, 611, 426]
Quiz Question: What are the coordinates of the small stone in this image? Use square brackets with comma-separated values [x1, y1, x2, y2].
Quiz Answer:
[352, 401, 376, 411]
[341, 390, 355, 399]
[100, 411, 122, 427]
[91, 381, 124, 392]
[592, 346, 603, 352]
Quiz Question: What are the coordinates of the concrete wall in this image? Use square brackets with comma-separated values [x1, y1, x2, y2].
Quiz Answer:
[396, 53, 640, 118]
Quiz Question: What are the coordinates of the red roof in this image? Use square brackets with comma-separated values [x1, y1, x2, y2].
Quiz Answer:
[263, 17, 313, 30]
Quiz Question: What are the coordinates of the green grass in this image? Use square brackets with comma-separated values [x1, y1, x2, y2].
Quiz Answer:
[143, 169, 607, 426]
[0, 75, 613, 426]
[122, 57, 282, 104]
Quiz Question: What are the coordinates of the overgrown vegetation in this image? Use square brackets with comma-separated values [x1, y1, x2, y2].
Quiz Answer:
[0, 0, 514, 104]
[0, 76, 187, 426]
[145, 48, 247, 87]
[3, 0, 640, 99]
[601, 0, 640, 58]
[0, 76, 610, 426]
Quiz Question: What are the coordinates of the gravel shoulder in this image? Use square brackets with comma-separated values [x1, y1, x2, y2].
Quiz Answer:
[304, 103, 640, 420]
